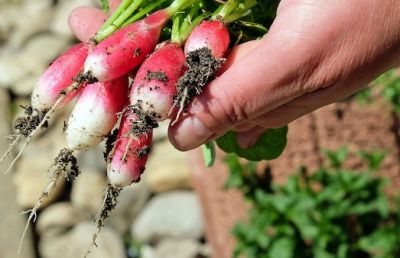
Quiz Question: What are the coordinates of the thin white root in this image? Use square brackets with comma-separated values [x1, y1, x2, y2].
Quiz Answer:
[4, 82, 80, 175]
[121, 136, 134, 162]
[171, 87, 188, 126]
[0, 135, 21, 163]
[17, 160, 64, 253]
[84, 185, 122, 258]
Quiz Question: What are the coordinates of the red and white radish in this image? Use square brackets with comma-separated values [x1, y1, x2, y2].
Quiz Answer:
[107, 113, 153, 187]
[184, 20, 230, 58]
[84, 0, 195, 82]
[130, 42, 186, 121]
[31, 43, 89, 111]
[66, 76, 129, 151]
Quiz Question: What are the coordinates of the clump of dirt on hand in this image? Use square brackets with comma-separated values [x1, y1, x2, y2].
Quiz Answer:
[14, 105, 48, 137]
[174, 47, 225, 111]
[145, 70, 169, 84]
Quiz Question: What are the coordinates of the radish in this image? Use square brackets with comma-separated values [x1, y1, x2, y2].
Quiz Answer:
[18, 76, 129, 254]
[66, 76, 128, 151]
[1, 43, 89, 174]
[31, 43, 89, 111]
[129, 42, 186, 121]
[172, 0, 257, 123]
[84, 0, 196, 82]
[107, 113, 153, 187]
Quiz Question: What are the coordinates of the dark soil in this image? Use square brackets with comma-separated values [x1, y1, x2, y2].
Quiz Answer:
[73, 72, 98, 85]
[136, 145, 151, 159]
[126, 103, 159, 135]
[55, 148, 80, 180]
[14, 105, 48, 137]
[174, 47, 225, 111]
[94, 185, 122, 240]
[104, 128, 119, 161]
[145, 70, 169, 84]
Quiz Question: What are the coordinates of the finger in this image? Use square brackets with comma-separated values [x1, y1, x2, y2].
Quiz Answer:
[68, 6, 107, 42]
[236, 126, 266, 149]
[251, 76, 375, 129]
[219, 40, 261, 74]
[168, 17, 317, 151]
[233, 123, 256, 132]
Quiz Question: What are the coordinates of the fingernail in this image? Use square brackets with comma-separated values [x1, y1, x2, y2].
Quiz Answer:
[170, 117, 212, 151]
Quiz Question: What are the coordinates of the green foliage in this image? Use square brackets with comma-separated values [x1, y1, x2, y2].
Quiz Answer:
[225, 148, 400, 258]
[356, 69, 400, 114]
[202, 141, 216, 167]
[216, 127, 288, 161]
[99, 0, 110, 12]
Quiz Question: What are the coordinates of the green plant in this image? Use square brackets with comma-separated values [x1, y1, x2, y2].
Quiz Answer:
[356, 69, 400, 114]
[226, 148, 400, 258]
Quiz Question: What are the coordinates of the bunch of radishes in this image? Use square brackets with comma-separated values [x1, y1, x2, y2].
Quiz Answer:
[4, 0, 262, 254]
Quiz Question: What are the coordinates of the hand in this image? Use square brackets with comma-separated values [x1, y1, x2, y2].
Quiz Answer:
[69, 0, 400, 151]
[168, 0, 400, 151]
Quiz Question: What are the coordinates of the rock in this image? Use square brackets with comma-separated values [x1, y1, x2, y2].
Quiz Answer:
[131, 191, 204, 243]
[12, 71, 42, 96]
[0, 88, 35, 258]
[145, 141, 191, 192]
[21, 34, 70, 66]
[76, 144, 107, 171]
[40, 222, 126, 258]
[51, 0, 95, 38]
[154, 238, 201, 258]
[6, 0, 53, 49]
[0, 54, 31, 87]
[37, 202, 83, 237]
[141, 245, 157, 258]
[107, 182, 150, 234]
[71, 169, 108, 215]
[13, 119, 67, 208]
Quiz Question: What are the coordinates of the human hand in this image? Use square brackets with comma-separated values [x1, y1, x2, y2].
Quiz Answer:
[168, 0, 400, 151]
[69, 0, 400, 151]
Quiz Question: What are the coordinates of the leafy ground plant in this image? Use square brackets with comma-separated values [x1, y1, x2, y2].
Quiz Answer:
[226, 148, 400, 258]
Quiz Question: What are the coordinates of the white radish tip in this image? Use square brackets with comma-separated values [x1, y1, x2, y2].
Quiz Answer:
[107, 167, 134, 188]
[84, 54, 107, 81]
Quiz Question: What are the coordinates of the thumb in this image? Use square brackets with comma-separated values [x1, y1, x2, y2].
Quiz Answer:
[168, 33, 303, 150]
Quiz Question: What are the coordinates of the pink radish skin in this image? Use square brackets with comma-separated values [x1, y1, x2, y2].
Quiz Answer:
[66, 76, 128, 151]
[184, 20, 230, 58]
[31, 43, 88, 111]
[130, 42, 185, 121]
[84, 10, 170, 82]
[107, 114, 153, 187]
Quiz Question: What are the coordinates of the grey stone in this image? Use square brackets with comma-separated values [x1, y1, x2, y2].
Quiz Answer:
[0, 88, 34, 258]
[6, 0, 53, 49]
[144, 140, 192, 192]
[71, 169, 108, 216]
[21, 34, 70, 66]
[131, 191, 204, 243]
[108, 182, 150, 234]
[51, 0, 95, 38]
[37, 202, 83, 237]
[40, 222, 126, 258]
[13, 119, 67, 208]
[154, 238, 200, 258]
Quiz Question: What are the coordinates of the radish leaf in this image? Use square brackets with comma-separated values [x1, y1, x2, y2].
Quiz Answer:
[99, 0, 110, 12]
[216, 126, 288, 161]
[202, 141, 216, 167]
